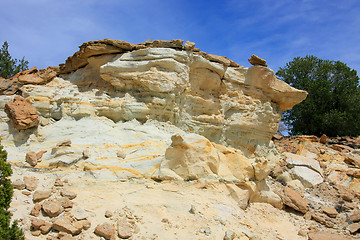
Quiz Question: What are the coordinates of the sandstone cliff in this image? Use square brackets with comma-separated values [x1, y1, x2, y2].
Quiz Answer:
[0, 39, 324, 239]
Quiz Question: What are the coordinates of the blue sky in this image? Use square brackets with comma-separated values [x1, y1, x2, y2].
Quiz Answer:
[1, 0, 359, 75]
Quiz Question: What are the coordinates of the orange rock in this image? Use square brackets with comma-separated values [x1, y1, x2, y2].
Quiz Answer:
[5, 96, 39, 130]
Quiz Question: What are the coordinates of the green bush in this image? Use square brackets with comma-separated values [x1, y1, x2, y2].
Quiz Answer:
[0, 144, 24, 240]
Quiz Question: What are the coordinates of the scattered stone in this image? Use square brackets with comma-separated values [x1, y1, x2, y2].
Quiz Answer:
[58, 197, 73, 208]
[54, 177, 64, 187]
[117, 150, 126, 159]
[94, 222, 116, 240]
[311, 212, 328, 225]
[33, 190, 52, 202]
[297, 229, 307, 237]
[117, 218, 133, 239]
[189, 205, 198, 214]
[72, 207, 88, 220]
[349, 210, 360, 222]
[281, 187, 309, 213]
[4, 95, 40, 130]
[272, 134, 283, 141]
[322, 206, 338, 218]
[40, 221, 52, 234]
[36, 150, 47, 161]
[319, 134, 328, 144]
[31, 217, 46, 230]
[12, 179, 25, 190]
[61, 189, 77, 200]
[31, 230, 41, 236]
[105, 210, 113, 218]
[57, 139, 72, 147]
[79, 219, 91, 230]
[248, 54, 267, 67]
[53, 215, 83, 235]
[30, 202, 42, 217]
[42, 199, 64, 217]
[26, 151, 38, 166]
[82, 149, 90, 159]
[348, 222, 360, 234]
[22, 190, 31, 196]
[184, 41, 195, 50]
[224, 230, 236, 240]
[24, 176, 39, 191]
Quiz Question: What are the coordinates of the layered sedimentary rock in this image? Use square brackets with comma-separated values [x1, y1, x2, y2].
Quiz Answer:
[17, 39, 306, 157]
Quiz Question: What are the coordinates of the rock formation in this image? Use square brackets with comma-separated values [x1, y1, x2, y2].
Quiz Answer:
[6, 39, 352, 240]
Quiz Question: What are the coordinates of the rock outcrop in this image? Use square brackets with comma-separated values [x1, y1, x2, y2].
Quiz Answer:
[16, 39, 307, 156]
[0, 39, 323, 239]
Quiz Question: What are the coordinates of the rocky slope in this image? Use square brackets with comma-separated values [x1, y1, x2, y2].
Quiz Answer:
[1, 39, 359, 239]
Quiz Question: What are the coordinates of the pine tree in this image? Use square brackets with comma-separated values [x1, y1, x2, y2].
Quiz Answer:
[0, 42, 28, 79]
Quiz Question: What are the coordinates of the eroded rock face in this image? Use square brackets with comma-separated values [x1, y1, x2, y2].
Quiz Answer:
[4, 95, 39, 130]
[19, 39, 307, 154]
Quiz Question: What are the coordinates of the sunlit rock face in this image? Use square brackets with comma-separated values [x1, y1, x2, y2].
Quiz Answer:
[18, 40, 307, 156]
[56, 40, 306, 153]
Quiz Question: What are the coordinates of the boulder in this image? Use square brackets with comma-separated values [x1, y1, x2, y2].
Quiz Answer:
[53, 215, 82, 235]
[94, 222, 116, 240]
[248, 54, 267, 67]
[42, 199, 63, 217]
[23, 176, 39, 191]
[280, 187, 309, 213]
[5, 95, 40, 130]
[117, 218, 133, 239]
[25, 151, 37, 166]
[33, 190, 52, 202]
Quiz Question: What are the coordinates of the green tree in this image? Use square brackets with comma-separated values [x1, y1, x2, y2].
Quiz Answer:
[0, 41, 28, 79]
[0, 144, 24, 240]
[276, 55, 360, 137]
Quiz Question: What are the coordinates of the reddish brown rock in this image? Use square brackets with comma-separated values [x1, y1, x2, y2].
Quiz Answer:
[5, 95, 40, 130]
[36, 150, 47, 161]
[58, 197, 73, 208]
[248, 54, 267, 67]
[24, 176, 39, 191]
[30, 202, 42, 217]
[31, 217, 45, 230]
[322, 206, 338, 218]
[281, 187, 309, 213]
[94, 222, 116, 240]
[199, 52, 231, 66]
[117, 218, 133, 239]
[61, 189, 77, 200]
[25, 151, 37, 166]
[60, 39, 135, 74]
[184, 41, 195, 50]
[151, 39, 184, 49]
[53, 215, 82, 235]
[40, 221, 52, 235]
[33, 190, 52, 202]
[42, 199, 63, 217]
[319, 134, 328, 144]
